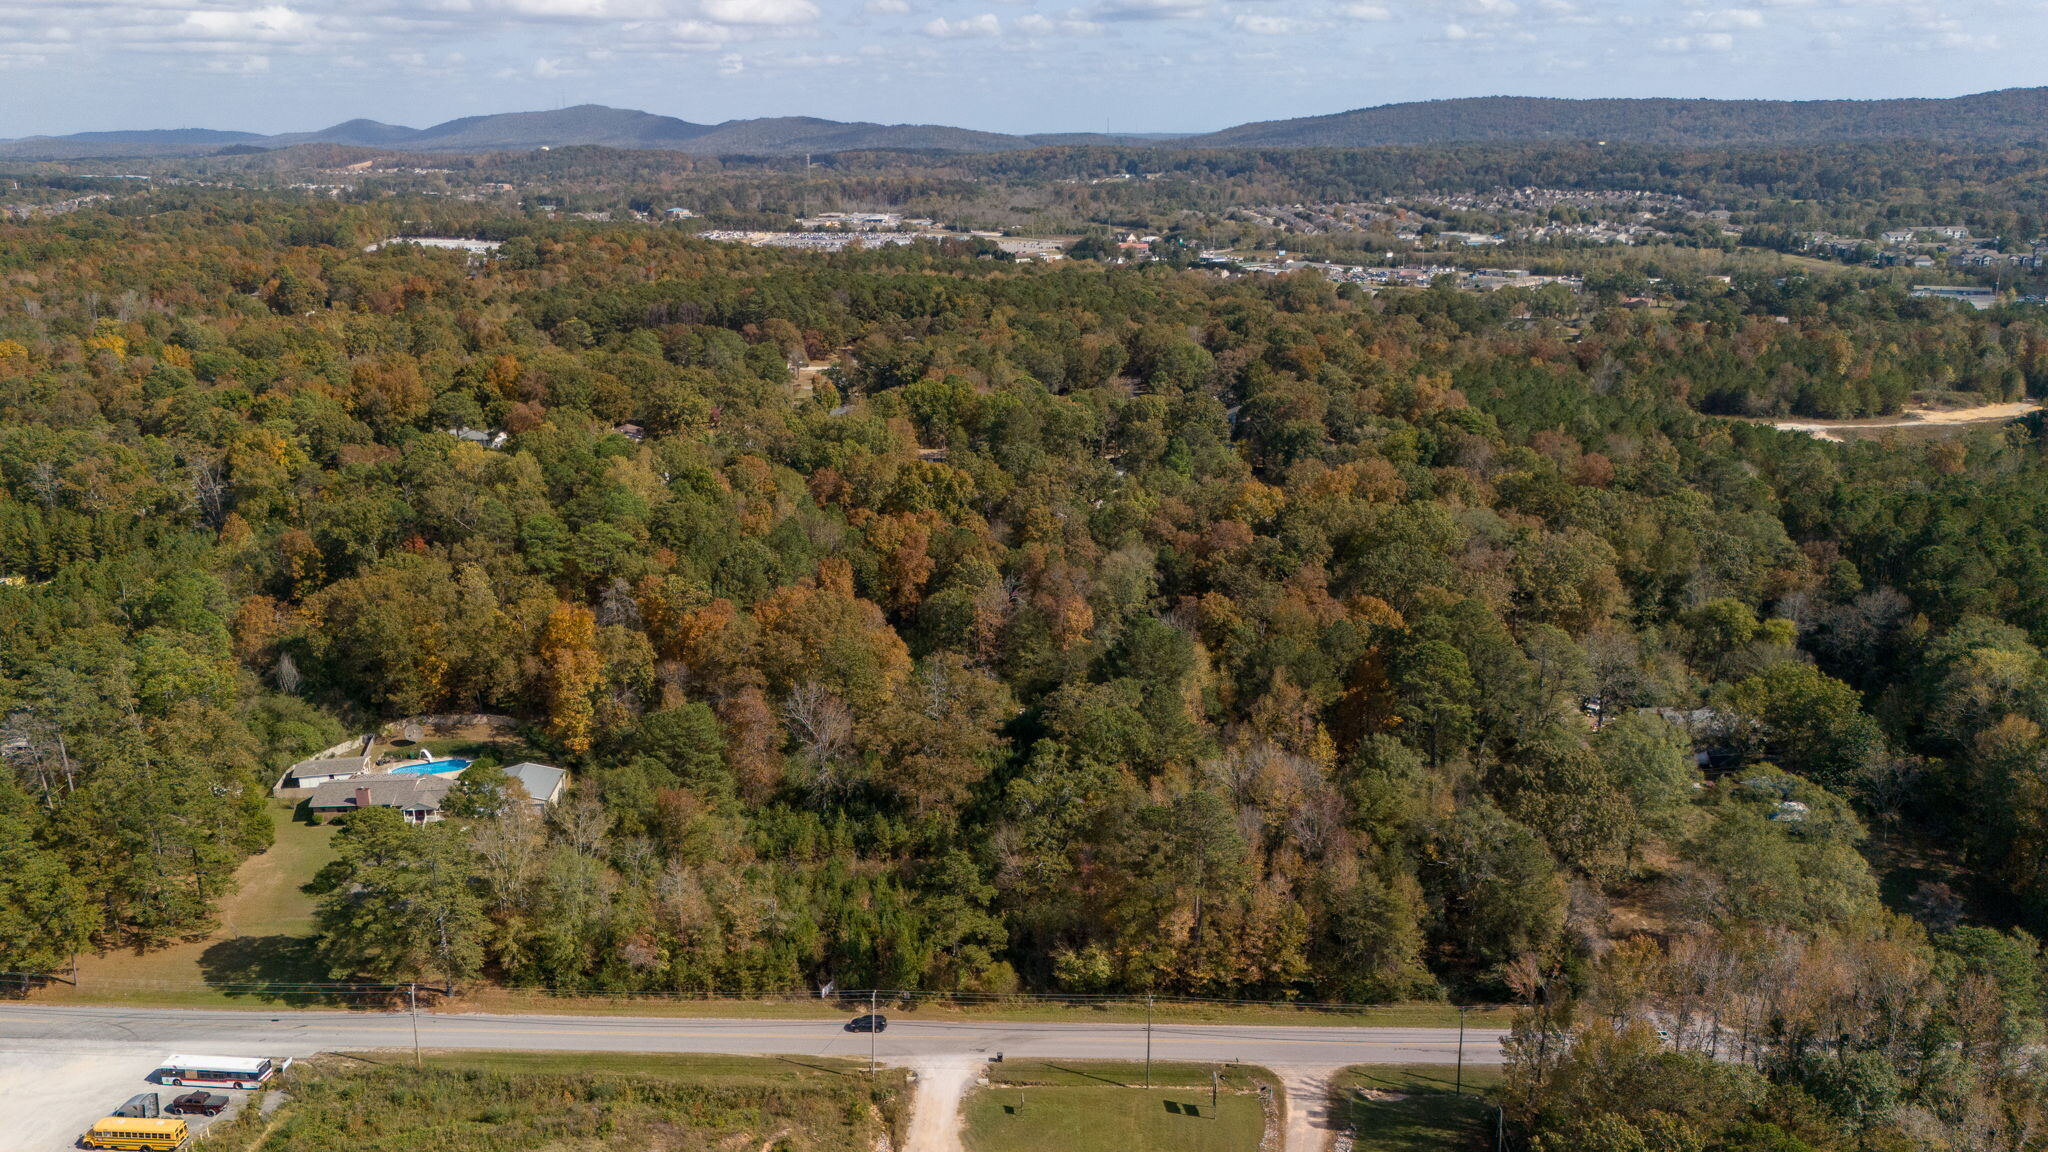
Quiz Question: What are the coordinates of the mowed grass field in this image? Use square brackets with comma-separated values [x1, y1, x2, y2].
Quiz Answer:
[46, 799, 341, 1007]
[199, 1050, 905, 1152]
[964, 1061, 1274, 1152]
[1332, 1064, 1503, 1152]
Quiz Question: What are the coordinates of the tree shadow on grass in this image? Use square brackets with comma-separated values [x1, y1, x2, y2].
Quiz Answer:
[1038, 1063, 1130, 1088]
[198, 935, 379, 1007]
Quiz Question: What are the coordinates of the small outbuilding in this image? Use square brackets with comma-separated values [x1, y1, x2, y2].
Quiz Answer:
[504, 762, 568, 808]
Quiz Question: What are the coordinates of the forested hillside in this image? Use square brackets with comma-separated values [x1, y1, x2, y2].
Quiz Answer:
[5, 185, 2048, 1144]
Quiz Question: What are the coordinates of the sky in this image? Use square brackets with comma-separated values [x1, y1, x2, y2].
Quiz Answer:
[0, 0, 2044, 138]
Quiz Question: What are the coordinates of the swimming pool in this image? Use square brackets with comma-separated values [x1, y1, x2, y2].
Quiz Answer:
[388, 758, 471, 777]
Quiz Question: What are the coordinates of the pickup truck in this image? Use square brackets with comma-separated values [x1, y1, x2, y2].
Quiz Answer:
[167, 1092, 230, 1117]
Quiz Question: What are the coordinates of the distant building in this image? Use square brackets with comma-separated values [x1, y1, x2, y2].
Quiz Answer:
[1911, 285, 1998, 311]
[446, 427, 509, 450]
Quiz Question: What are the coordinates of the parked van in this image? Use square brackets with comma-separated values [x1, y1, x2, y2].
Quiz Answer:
[80, 1116, 189, 1150]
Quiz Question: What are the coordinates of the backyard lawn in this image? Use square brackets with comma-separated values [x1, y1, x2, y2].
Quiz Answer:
[1331, 1064, 1502, 1152]
[48, 799, 341, 1006]
[964, 1061, 1273, 1152]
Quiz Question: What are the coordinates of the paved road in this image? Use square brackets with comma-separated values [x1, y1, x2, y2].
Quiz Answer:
[0, 1004, 1506, 1068]
[0, 1005, 1506, 1152]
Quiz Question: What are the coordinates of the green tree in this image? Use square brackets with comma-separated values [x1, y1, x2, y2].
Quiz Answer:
[313, 808, 487, 988]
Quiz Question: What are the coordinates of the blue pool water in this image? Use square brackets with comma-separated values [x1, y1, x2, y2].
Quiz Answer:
[389, 758, 471, 776]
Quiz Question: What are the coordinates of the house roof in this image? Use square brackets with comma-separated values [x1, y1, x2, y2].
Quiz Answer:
[504, 762, 566, 801]
[287, 754, 369, 780]
[306, 774, 455, 812]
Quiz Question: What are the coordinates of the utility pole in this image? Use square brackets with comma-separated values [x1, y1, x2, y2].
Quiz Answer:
[410, 983, 422, 1070]
[869, 989, 877, 1076]
[1144, 995, 1153, 1090]
[1455, 1005, 1468, 1097]
[1211, 1068, 1219, 1119]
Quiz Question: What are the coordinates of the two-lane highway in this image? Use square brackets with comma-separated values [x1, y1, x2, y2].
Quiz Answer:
[0, 1004, 1507, 1151]
[0, 1002, 1507, 1066]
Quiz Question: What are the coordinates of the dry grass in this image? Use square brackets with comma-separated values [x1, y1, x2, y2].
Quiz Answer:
[43, 800, 340, 1007]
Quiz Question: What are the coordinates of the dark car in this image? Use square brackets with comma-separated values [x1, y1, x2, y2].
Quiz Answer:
[846, 1013, 889, 1033]
[167, 1092, 231, 1117]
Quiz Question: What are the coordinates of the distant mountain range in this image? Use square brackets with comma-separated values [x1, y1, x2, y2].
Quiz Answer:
[6, 89, 2048, 161]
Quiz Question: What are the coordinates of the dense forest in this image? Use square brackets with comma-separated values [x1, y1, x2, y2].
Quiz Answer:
[6, 170, 2048, 1147]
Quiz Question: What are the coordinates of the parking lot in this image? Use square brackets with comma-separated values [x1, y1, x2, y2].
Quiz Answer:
[0, 1045, 246, 1150]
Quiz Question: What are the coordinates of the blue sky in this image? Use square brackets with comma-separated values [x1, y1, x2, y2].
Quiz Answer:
[1, 0, 2043, 138]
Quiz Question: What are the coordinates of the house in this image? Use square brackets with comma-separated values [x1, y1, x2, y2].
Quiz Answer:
[307, 775, 456, 824]
[504, 762, 568, 808]
[284, 754, 370, 789]
[280, 729, 376, 783]
[446, 427, 509, 450]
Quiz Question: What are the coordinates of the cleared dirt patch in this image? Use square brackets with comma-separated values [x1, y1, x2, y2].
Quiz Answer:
[1768, 401, 2040, 442]
[906, 1057, 979, 1152]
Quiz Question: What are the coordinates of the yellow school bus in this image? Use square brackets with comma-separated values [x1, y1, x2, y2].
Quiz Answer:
[80, 1116, 189, 1150]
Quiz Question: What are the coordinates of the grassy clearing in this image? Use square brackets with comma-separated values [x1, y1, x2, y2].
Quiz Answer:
[984, 1060, 1275, 1091]
[200, 1050, 905, 1152]
[1331, 1064, 1502, 1152]
[964, 1061, 1272, 1152]
[43, 800, 340, 1007]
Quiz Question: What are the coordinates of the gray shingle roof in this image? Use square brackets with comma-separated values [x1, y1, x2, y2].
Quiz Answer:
[307, 774, 455, 813]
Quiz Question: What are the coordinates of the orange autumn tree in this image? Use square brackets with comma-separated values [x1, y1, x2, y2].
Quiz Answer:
[539, 601, 603, 753]
[752, 557, 912, 718]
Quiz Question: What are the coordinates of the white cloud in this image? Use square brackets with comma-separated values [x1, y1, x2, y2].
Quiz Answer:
[717, 50, 744, 72]
[864, 0, 909, 11]
[1014, 10, 1101, 35]
[923, 11, 1000, 35]
[1232, 12, 1298, 33]
[1652, 30, 1735, 51]
[1687, 7, 1765, 29]
[1338, 3, 1392, 19]
[700, 0, 818, 24]
[171, 5, 314, 43]
[644, 19, 736, 44]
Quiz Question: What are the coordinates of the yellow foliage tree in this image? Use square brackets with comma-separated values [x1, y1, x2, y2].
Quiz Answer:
[539, 602, 602, 753]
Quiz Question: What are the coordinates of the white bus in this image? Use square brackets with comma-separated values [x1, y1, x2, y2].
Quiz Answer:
[156, 1054, 291, 1090]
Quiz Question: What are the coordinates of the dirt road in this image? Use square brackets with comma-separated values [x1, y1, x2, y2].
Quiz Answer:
[1279, 1067, 1344, 1152]
[1770, 401, 2040, 442]
[903, 1057, 979, 1152]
